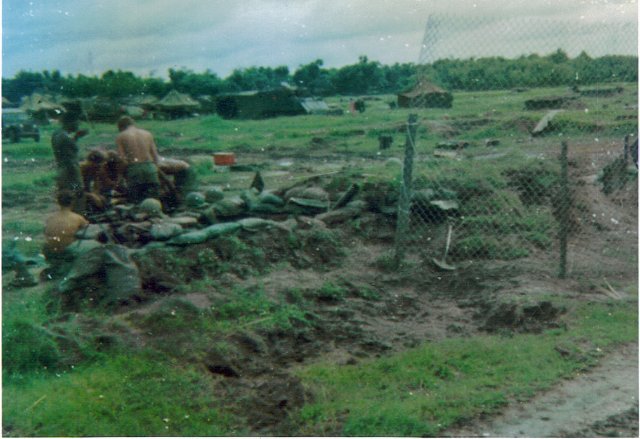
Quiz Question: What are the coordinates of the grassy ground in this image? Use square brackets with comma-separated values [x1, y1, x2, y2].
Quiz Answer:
[294, 299, 638, 436]
[2, 83, 637, 436]
[3, 283, 636, 436]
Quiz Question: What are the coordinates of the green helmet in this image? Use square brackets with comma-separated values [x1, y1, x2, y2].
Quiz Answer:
[185, 192, 206, 208]
[204, 187, 225, 203]
[139, 198, 163, 216]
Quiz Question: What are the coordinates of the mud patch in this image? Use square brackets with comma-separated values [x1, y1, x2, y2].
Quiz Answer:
[480, 299, 566, 333]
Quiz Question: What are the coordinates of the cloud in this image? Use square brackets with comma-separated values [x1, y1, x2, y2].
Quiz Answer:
[2, 0, 637, 78]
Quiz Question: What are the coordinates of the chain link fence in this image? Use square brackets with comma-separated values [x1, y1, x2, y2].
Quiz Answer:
[393, 14, 638, 283]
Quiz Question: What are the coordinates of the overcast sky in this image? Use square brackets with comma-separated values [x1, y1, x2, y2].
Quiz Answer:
[2, 0, 637, 79]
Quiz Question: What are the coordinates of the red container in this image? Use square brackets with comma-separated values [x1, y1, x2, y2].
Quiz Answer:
[213, 152, 236, 166]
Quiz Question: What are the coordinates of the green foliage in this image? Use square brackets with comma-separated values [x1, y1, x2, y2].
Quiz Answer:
[375, 251, 399, 272]
[313, 282, 348, 302]
[2, 290, 59, 376]
[296, 300, 637, 437]
[352, 287, 381, 301]
[2, 354, 243, 437]
[4, 51, 637, 103]
[2, 320, 62, 375]
[504, 162, 559, 205]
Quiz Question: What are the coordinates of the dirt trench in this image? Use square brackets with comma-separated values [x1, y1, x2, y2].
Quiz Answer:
[116, 213, 578, 435]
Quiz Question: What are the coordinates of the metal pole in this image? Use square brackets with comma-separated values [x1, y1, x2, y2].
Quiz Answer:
[394, 114, 418, 268]
[558, 141, 569, 278]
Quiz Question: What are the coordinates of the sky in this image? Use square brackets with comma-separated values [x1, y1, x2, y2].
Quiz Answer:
[2, 0, 638, 79]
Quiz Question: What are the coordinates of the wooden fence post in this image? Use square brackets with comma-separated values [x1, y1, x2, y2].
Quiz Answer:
[558, 140, 569, 278]
[394, 114, 418, 268]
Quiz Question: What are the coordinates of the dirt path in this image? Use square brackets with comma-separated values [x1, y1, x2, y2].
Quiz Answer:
[446, 343, 639, 438]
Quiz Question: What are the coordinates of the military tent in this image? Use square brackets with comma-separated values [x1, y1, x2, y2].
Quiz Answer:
[20, 93, 65, 123]
[128, 94, 159, 109]
[215, 85, 329, 119]
[397, 81, 453, 109]
[157, 90, 200, 119]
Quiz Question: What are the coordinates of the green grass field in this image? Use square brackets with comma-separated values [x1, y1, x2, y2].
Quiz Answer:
[2, 83, 637, 436]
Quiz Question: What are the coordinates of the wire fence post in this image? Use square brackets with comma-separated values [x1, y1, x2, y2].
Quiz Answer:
[394, 113, 418, 268]
[558, 140, 569, 279]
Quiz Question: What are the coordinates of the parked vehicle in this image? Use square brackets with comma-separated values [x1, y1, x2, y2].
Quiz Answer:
[2, 109, 40, 143]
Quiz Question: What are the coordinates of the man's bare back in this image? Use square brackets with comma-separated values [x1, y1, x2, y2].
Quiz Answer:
[116, 117, 159, 164]
[44, 208, 89, 254]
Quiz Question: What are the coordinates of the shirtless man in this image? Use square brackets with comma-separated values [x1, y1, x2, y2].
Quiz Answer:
[115, 116, 161, 203]
[42, 190, 90, 279]
[81, 149, 127, 211]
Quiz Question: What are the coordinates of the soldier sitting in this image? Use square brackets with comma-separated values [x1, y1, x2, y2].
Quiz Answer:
[81, 149, 127, 213]
[41, 190, 90, 280]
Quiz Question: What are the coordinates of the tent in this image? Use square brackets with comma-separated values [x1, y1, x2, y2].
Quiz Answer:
[128, 94, 159, 109]
[157, 90, 200, 119]
[19, 93, 65, 123]
[397, 81, 453, 109]
[215, 85, 330, 119]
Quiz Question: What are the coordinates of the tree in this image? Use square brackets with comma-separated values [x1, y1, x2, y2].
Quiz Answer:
[292, 59, 335, 95]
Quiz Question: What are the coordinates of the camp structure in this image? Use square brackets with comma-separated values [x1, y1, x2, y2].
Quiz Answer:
[82, 96, 126, 123]
[215, 84, 329, 119]
[128, 94, 159, 109]
[20, 93, 65, 123]
[397, 81, 453, 109]
[157, 90, 200, 119]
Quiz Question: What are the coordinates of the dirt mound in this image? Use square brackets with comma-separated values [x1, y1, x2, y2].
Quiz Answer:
[132, 225, 346, 296]
[479, 299, 566, 333]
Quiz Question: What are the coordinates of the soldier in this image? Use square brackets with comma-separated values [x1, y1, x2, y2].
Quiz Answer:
[51, 105, 89, 214]
[81, 149, 127, 211]
[42, 190, 90, 280]
[115, 116, 161, 204]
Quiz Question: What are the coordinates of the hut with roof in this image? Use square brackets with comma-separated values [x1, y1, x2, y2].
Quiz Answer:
[157, 90, 200, 119]
[214, 84, 329, 119]
[397, 81, 453, 109]
[20, 93, 65, 123]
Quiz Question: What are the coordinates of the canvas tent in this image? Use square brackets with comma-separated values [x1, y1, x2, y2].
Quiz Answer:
[128, 94, 159, 108]
[215, 85, 330, 119]
[20, 93, 65, 123]
[397, 81, 453, 109]
[157, 90, 200, 119]
[300, 98, 331, 115]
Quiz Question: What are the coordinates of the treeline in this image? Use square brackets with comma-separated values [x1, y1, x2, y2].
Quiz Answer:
[2, 50, 636, 103]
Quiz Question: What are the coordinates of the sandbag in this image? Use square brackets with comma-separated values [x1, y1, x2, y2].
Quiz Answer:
[167, 222, 240, 245]
[259, 191, 285, 206]
[210, 196, 246, 218]
[57, 244, 141, 309]
[240, 189, 261, 210]
[284, 186, 329, 201]
[204, 186, 225, 203]
[248, 203, 282, 215]
[150, 221, 184, 240]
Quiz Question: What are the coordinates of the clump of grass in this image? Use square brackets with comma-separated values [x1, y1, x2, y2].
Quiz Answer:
[2, 353, 244, 437]
[295, 300, 638, 437]
[313, 282, 348, 302]
[374, 251, 398, 272]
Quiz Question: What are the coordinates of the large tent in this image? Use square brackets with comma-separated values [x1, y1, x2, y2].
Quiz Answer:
[397, 81, 453, 109]
[157, 90, 200, 119]
[215, 85, 329, 119]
